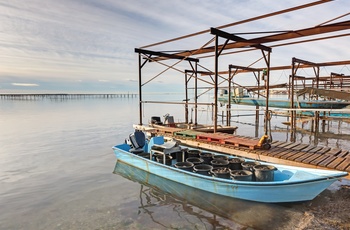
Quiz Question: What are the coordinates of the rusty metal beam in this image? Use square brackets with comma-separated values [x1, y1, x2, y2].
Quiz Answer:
[185, 70, 213, 75]
[198, 32, 350, 59]
[171, 20, 350, 58]
[210, 28, 272, 52]
[248, 83, 288, 91]
[135, 48, 199, 62]
[292, 57, 318, 66]
[140, 0, 333, 49]
[229, 64, 260, 72]
[205, 60, 350, 76]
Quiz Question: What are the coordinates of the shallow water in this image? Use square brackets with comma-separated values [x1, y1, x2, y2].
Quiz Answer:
[0, 96, 348, 229]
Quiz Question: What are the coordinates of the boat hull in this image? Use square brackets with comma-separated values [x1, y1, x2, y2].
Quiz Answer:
[218, 96, 350, 109]
[113, 144, 347, 203]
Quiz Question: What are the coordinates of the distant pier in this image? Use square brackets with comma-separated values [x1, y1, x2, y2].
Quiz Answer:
[0, 93, 137, 100]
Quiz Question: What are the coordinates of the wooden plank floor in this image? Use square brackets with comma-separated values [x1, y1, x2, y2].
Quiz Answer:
[156, 129, 350, 173]
[174, 130, 202, 138]
[153, 126, 185, 135]
[220, 136, 260, 149]
[196, 132, 231, 143]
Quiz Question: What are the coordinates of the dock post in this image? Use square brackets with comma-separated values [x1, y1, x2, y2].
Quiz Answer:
[214, 34, 219, 133]
[185, 71, 189, 124]
[227, 67, 232, 126]
[138, 53, 143, 125]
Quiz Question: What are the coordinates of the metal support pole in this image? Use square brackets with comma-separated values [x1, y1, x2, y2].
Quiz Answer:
[185, 72, 189, 124]
[195, 62, 198, 125]
[264, 51, 271, 136]
[138, 54, 143, 125]
[255, 71, 260, 138]
[227, 67, 232, 126]
[214, 35, 219, 133]
[291, 58, 296, 136]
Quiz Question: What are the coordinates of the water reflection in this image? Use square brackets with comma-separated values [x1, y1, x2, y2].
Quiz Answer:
[113, 161, 304, 229]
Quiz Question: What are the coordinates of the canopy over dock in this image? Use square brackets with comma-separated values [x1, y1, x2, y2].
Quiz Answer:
[135, 0, 350, 135]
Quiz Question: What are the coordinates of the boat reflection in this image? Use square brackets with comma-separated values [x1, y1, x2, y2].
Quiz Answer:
[113, 161, 304, 229]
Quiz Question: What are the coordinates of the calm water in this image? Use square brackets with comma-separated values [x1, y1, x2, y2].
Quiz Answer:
[0, 96, 348, 229]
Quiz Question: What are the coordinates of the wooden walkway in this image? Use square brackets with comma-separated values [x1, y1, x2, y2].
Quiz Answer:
[143, 125, 350, 176]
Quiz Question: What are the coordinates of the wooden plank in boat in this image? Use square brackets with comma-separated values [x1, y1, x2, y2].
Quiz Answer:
[174, 130, 202, 138]
[327, 157, 345, 170]
[325, 148, 342, 156]
[336, 158, 350, 171]
[318, 156, 337, 167]
[291, 143, 309, 151]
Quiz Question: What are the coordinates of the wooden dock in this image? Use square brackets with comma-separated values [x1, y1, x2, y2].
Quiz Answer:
[142, 125, 350, 179]
[0, 93, 137, 100]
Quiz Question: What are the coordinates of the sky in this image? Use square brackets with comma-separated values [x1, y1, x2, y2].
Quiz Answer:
[0, 0, 349, 93]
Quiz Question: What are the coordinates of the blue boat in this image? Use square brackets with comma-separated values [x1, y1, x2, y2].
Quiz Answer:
[218, 96, 350, 109]
[113, 132, 348, 203]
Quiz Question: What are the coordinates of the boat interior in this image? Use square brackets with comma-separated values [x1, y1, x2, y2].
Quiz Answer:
[118, 131, 347, 183]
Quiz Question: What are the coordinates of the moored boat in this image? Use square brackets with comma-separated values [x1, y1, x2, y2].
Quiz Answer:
[218, 96, 350, 109]
[113, 131, 348, 203]
[149, 114, 238, 134]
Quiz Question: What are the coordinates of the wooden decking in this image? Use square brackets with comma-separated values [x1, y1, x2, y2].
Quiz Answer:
[140, 125, 350, 177]
[253, 141, 350, 172]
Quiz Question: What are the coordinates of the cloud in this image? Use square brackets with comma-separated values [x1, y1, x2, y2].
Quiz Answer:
[0, 0, 349, 92]
[11, 83, 39, 87]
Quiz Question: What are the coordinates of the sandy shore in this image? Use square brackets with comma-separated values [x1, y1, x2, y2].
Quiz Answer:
[294, 179, 350, 230]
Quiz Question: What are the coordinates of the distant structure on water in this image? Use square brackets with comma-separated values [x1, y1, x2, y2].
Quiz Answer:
[0, 93, 137, 100]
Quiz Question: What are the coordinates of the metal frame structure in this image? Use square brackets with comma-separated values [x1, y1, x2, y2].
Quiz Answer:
[134, 0, 350, 138]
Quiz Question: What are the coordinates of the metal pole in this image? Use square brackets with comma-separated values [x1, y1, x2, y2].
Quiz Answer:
[255, 71, 260, 138]
[138, 54, 143, 125]
[291, 58, 295, 133]
[185, 71, 189, 124]
[214, 35, 219, 133]
[195, 62, 198, 125]
[264, 51, 271, 136]
[227, 67, 232, 126]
